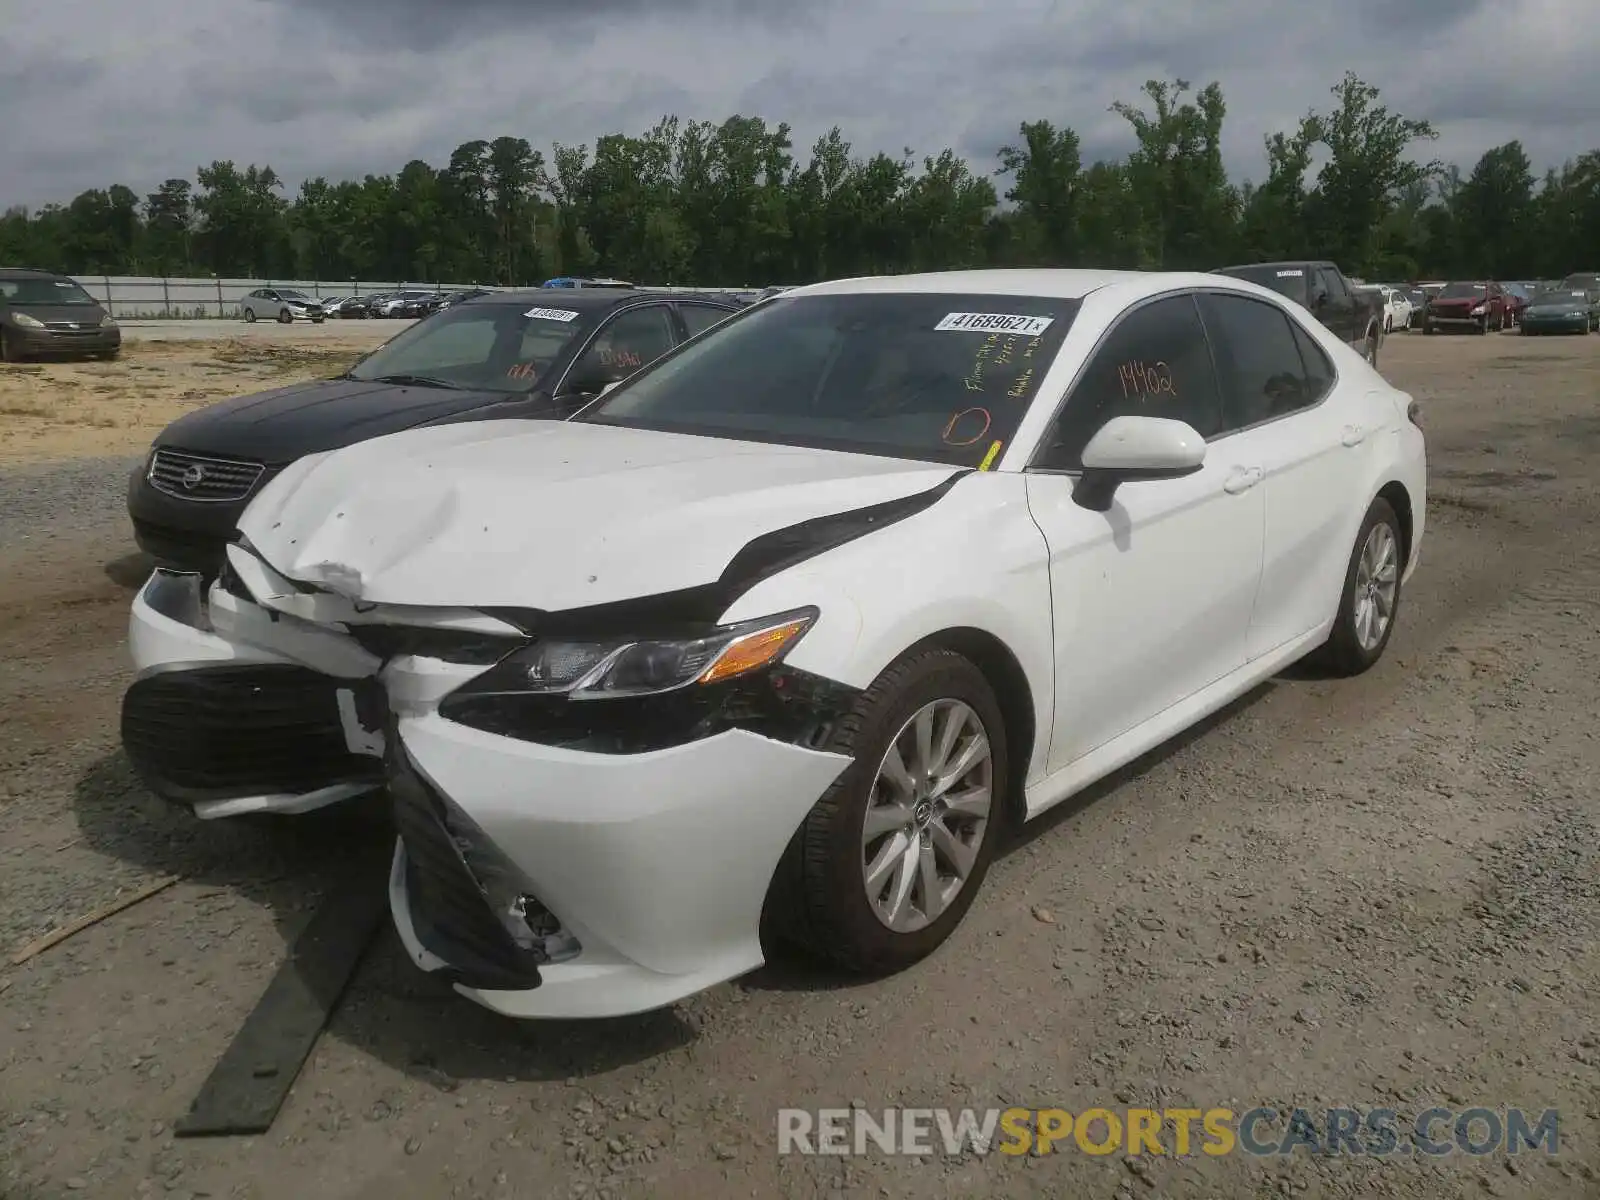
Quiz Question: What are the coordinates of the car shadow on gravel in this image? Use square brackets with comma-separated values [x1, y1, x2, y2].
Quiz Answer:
[70, 751, 695, 1084]
[103, 550, 153, 588]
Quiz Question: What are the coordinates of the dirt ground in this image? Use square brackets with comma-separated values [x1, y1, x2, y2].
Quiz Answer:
[0, 329, 392, 465]
[1, 329, 1598, 1200]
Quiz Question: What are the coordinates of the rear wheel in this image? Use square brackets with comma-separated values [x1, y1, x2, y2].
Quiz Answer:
[1311, 497, 1404, 677]
[766, 648, 1009, 974]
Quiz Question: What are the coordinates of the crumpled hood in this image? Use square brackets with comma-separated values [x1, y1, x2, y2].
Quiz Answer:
[237, 420, 963, 611]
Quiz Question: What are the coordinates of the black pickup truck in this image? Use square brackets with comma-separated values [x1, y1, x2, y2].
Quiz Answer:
[1213, 260, 1386, 365]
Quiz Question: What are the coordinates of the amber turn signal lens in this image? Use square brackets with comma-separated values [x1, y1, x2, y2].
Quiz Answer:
[697, 617, 812, 685]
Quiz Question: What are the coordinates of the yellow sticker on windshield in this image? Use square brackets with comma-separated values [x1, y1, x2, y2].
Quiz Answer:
[978, 440, 1003, 471]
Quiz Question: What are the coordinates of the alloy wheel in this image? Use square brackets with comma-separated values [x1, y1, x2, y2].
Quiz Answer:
[1352, 521, 1399, 651]
[860, 699, 993, 933]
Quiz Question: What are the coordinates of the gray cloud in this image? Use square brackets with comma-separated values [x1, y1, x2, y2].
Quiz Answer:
[0, 0, 1594, 213]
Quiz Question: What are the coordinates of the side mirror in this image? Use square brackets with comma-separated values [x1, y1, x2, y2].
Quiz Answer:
[1072, 416, 1206, 512]
[1312, 290, 1330, 308]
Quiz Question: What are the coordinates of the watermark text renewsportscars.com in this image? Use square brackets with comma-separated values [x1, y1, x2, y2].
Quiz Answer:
[776, 1106, 1560, 1157]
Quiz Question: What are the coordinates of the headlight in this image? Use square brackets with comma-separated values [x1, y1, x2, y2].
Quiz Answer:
[101, 315, 118, 328]
[491, 608, 817, 700]
[12, 313, 43, 328]
[1470, 305, 1486, 315]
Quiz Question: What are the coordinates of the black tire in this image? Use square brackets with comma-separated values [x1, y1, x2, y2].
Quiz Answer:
[277, 308, 293, 324]
[1384, 315, 1393, 335]
[765, 647, 1010, 974]
[1364, 327, 1380, 367]
[242, 307, 256, 323]
[1311, 497, 1404, 677]
[0, 329, 17, 362]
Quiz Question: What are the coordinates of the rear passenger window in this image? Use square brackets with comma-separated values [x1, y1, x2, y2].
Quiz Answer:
[679, 304, 732, 337]
[1289, 320, 1334, 406]
[1197, 292, 1320, 429]
[1035, 293, 1221, 469]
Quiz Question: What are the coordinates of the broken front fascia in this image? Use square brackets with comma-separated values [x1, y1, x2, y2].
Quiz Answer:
[124, 542, 525, 819]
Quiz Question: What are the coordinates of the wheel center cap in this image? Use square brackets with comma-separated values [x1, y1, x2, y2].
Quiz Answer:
[912, 800, 933, 827]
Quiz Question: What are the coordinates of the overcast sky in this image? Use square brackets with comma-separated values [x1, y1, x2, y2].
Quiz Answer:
[3, 0, 1596, 211]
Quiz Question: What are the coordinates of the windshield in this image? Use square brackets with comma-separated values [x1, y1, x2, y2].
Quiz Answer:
[1214, 265, 1309, 306]
[277, 290, 310, 301]
[578, 292, 1081, 466]
[1438, 283, 1487, 300]
[1560, 273, 1600, 291]
[1531, 290, 1592, 306]
[0, 277, 98, 306]
[346, 302, 589, 392]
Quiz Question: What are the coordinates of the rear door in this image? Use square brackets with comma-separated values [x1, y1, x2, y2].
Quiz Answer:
[1196, 290, 1386, 658]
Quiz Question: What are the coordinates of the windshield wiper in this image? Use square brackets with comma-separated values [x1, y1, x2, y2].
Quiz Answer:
[365, 373, 461, 389]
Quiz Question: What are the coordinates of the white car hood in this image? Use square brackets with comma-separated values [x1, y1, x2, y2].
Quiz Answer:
[237, 419, 963, 611]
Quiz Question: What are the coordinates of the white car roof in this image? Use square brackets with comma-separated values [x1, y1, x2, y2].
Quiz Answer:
[782, 268, 1274, 303]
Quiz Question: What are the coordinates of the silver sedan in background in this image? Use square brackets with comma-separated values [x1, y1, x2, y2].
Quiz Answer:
[239, 288, 326, 324]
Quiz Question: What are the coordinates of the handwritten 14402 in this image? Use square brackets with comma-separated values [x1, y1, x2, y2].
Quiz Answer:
[1119, 360, 1177, 401]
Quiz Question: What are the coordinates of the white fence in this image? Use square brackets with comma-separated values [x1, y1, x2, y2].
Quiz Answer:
[66, 276, 764, 319]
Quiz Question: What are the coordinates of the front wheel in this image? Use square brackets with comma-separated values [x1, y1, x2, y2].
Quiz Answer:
[277, 308, 294, 324]
[242, 307, 257, 323]
[1312, 497, 1404, 677]
[1364, 328, 1380, 367]
[766, 648, 1009, 974]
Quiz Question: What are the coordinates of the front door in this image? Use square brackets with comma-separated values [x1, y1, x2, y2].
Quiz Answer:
[1025, 291, 1266, 773]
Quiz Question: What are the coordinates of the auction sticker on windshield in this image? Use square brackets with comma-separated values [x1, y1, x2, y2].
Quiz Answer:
[934, 312, 1055, 336]
[524, 307, 579, 322]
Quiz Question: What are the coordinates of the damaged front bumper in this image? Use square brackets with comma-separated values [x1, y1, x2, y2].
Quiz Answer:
[122, 553, 855, 1017]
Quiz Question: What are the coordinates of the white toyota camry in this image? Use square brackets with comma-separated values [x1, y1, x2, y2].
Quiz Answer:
[122, 269, 1426, 1019]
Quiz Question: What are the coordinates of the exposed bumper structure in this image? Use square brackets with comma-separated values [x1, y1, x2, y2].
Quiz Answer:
[124, 563, 853, 1016]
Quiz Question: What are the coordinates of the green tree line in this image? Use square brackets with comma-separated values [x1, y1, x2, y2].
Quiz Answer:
[3, 72, 1595, 286]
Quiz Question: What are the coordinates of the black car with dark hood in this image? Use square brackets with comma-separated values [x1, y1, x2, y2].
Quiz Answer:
[1, 269, 121, 361]
[127, 288, 742, 575]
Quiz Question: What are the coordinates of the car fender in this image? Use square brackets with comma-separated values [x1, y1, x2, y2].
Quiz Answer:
[718, 472, 1056, 787]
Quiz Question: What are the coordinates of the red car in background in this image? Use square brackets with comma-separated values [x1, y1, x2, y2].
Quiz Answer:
[1420, 281, 1511, 334]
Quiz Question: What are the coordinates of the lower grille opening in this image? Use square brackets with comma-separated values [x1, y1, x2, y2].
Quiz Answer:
[120, 664, 383, 802]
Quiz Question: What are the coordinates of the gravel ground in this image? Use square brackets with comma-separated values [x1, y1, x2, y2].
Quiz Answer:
[0, 455, 139, 547]
[1, 331, 1598, 1200]
[118, 320, 413, 343]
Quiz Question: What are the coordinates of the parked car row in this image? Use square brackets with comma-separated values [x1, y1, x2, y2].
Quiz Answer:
[120, 266, 1427, 1022]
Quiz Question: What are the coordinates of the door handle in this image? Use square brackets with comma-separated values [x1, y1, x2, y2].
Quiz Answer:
[1223, 465, 1263, 494]
[1341, 424, 1369, 447]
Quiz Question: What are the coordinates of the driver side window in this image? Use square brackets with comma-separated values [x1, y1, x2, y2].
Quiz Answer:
[572, 306, 676, 385]
[1034, 293, 1222, 470]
